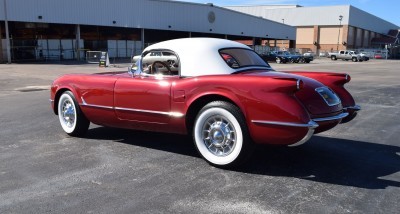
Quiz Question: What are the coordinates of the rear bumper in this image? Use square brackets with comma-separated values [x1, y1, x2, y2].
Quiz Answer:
[251, 112, 349, 146]
[341, 105, 361, 123]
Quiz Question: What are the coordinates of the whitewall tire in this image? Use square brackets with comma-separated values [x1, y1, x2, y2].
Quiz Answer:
[193, 101, 254, 168]
[58, 91, 90, 136]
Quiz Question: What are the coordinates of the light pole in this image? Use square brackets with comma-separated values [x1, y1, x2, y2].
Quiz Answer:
[281, 19, 285, 49]
[337, 15, 343, 52]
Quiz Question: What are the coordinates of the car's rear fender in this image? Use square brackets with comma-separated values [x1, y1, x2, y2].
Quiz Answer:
[178, 75, 312, 144]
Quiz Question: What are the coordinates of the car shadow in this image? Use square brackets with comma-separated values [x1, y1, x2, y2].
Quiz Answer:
[85, 127, 400, 189]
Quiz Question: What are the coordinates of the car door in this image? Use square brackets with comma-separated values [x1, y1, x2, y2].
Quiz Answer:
[114, 49, 180, 125]
[114, 75, 175, 124]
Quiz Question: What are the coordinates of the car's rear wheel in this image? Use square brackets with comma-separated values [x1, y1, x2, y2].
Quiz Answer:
[58, 91, 90, 137]
[352, 57, 357, 62]
[331, 55, 337, 60]
[276, 57, 281, 63]
[193, 101, 254, 168]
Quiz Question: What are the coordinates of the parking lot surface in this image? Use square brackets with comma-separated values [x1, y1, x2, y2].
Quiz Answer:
[0, 59, 399, 213]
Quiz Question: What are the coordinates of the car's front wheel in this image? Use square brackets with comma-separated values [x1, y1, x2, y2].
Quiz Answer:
[193, 101, 254, 168]
[58, 91, 90, 137]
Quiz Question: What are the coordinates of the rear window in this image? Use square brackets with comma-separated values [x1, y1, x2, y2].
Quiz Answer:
[219, 48, 270, 69]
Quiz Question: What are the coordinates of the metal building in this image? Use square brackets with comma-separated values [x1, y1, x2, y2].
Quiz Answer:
[0, 0, 295, 62]
[226, 5, 400, 54]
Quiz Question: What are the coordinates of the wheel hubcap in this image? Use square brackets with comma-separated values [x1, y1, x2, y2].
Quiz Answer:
[61, 100, 75, 128]
[202, 116, 236, 156]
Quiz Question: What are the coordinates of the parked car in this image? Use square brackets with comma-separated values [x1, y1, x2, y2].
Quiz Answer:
[276, 51, 302, 63]
[273, 51, 312, 63]
[258, 51, 282, 63]
[303, 51, 315, 57]
[302, 52, 314, 63]
[330, 50, 363, 62]
[50, 38, 360, 168]
[374, 50, 388, 59]
[359, 52, 370, 61]
[319, 52, 328, 57]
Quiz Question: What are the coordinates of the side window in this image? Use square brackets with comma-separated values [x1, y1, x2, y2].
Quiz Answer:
[221, 53, 240, 68]
[340, 51, 344, 54]
[141, 50, 180, 76]
[219, 48, 269, 69]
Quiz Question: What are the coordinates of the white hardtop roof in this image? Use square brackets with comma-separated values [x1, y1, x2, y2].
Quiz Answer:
[143, 38, 257, 77]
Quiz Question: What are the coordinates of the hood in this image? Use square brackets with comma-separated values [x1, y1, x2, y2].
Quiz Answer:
[241, 71, 343, 116]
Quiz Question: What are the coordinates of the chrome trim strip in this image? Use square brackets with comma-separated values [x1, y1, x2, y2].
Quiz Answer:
[80, 96, 184, 117]
[312, 112, 349, 122]
[115, 107, 169, 115]
[80, 97, 113, 110]
[343, 105, 361, 111]
[251, 120, 319, 128]
[115, 107, 184, 117]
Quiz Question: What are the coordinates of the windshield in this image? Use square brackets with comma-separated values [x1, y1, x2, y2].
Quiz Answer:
[219, 48, 270, 69]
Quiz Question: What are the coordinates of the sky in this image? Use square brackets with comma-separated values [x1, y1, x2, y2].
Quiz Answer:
[176, 0, 400, 27]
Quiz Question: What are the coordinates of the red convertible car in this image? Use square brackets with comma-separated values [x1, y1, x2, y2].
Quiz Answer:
[50, 38, 360, 167]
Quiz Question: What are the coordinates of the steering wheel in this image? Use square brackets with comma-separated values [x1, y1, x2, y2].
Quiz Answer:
[150, 61, 172, 75]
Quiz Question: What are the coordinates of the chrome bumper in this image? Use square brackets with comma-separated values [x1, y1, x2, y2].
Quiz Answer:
[344, 105, 361, 112]
[251, 112, 349, 146]
[313, 112, 349, 122]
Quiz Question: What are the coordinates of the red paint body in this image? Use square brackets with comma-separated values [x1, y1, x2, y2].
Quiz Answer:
[51, 70, 357, 145]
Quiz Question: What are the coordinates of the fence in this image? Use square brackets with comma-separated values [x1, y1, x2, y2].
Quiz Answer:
[318, 48, 391, 58]
[0, 39, 143, 63]
[253, 45, 301, 55]
[253, 44, 394, 59]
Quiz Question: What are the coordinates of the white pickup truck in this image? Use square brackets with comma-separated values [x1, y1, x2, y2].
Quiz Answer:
[329, 50, 363, 62]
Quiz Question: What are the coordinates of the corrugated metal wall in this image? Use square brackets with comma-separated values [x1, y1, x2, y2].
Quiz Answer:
[0, 0, 295, 40]
[348, 6, 397, 34]
[226, 5, 398, 34]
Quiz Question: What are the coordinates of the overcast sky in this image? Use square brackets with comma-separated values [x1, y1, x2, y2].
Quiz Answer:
[176, 0, 400, 27]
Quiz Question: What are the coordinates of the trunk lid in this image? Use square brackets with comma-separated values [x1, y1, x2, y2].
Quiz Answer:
[240, 70, 343, 116]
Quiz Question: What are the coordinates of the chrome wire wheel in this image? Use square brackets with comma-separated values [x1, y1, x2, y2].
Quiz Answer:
[58, 93, 77, 133]
[57, 91, 89, 136]
[61, 99, 75, 129]
[202, 115, 236, 157]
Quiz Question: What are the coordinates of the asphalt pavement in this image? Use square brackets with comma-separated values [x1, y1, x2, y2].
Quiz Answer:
[0, 58, 399, 213]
